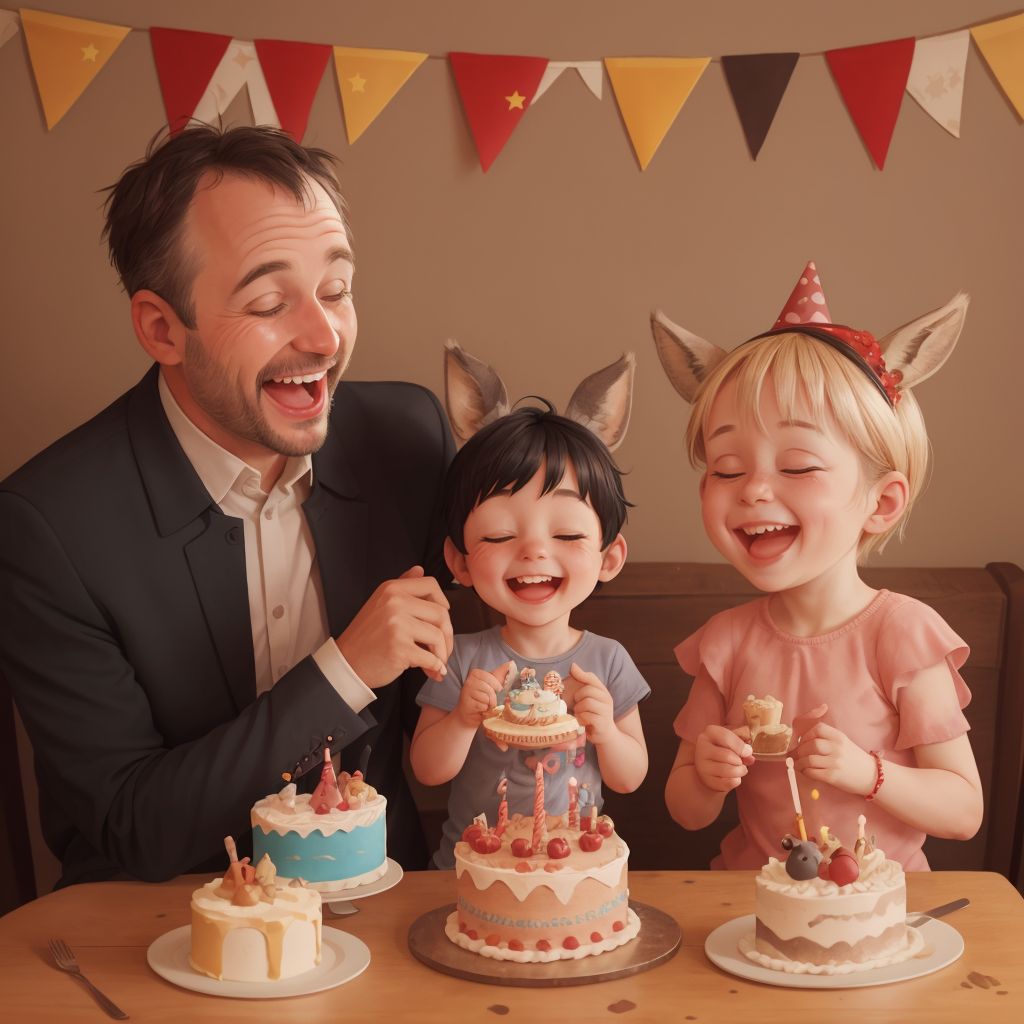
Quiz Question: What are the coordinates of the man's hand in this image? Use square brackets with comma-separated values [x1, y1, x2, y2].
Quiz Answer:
[569, 664, 616, 746]
[336, 566, 453, 687]
[457, 662, 510, 728]
[693, 724, 754, 793]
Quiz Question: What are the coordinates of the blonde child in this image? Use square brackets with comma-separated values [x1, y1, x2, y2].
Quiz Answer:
[657, 263, 983, 869]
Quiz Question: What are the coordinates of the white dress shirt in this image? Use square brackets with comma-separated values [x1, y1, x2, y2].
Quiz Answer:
[158, 373, 375, 712]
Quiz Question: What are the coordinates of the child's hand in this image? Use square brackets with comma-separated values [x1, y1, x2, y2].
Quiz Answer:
[792, 722, 877, 796]
[456, 661, 510, 729]
[694, 725, 754, 793]
[569, 664, 616, 745]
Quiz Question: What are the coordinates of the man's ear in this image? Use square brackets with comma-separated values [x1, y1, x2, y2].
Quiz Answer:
[131, 289, 186, 366]
[444, 537, 474, 587]
[862, 472, 909, 536]
[598, 533, 628, 583]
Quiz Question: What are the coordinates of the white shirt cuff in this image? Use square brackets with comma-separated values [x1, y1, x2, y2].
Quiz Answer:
[313, 639, 377, 714]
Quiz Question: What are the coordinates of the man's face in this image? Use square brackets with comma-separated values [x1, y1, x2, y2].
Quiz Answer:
[174, 172, 356, 460]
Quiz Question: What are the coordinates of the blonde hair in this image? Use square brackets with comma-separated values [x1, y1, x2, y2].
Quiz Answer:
[685, 333, 930, 559]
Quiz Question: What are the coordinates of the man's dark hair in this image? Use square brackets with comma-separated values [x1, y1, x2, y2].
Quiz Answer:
[101, 124, 350, 328]
[443, 404, 632, 554]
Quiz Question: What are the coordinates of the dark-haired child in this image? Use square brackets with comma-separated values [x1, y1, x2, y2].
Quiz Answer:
[410, 347, 649, 869]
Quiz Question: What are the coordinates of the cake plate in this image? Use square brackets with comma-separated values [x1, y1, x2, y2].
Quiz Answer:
[407, 901, 680, 987]
[323, 856, 403, 917]
[704, 914, 964, 989]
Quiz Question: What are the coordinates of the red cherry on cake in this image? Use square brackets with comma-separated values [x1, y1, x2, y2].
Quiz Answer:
[827, 847, 860, 886]
[508, 939, 524, 952]
[579, 831, 604, 853]
[510, 838, 534, 858]
[596, 818, 614, 837]
[462, 823, 485, 844]
[562, 936, 580, 950]
[546, 837, 571, 859]
[472, 833, 502, 854]
[817, 857, 831, 880]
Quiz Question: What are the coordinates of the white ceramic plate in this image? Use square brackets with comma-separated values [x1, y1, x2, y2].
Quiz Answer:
[704, 914, 963, 989]
[321, 856, 403, 906]
[147, 925, 370, 999]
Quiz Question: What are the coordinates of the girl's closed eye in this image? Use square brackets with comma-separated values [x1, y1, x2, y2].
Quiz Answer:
[710, 470, 744, 480]
[554, 533, 586, 541]
[781, 466, 825, 476]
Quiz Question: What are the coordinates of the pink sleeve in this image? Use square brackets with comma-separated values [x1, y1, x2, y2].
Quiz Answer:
[673, 673, 726, 743]
[875, 599, 971, 750]
[672, 614, 732, 743]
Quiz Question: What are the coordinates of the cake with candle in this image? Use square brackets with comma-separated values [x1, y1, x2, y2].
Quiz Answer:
[483, 665, 585, 751]
[251, 747, 388, 893]
[189, 839, 323, 982]
[445, 772, 640, 962]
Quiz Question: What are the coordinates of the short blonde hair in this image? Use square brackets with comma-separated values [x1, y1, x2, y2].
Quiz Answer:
[685, 333, 930, 559]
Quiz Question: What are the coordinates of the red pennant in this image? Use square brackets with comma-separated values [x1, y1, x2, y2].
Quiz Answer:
[825, 38, 915, 170]
[254, 39, 332, 140]
[449, 52, 549, 171]
[150, 27, 232, 135]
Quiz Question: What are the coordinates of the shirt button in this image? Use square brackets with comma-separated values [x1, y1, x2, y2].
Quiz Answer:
[272, 605, 285, 619]
[264, 507, 274, 520]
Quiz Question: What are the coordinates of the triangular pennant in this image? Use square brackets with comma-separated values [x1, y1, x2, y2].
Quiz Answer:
[448, 52, 549, 172]
[825, 37, 915, 170]
[721, 52, 799, 159]
[971, 13, 1024, 120]
[906, 31, 969, 138]
[19, 8, 130, 129]
[150, 27, 232, 134]
[535, 60, 603, 101]
[332, 46, 427, 144]
[604, 57, 710, 170]
[254, 38, 332, 140]
[192, 39, 278, 128]
[1, 11, 20, 50]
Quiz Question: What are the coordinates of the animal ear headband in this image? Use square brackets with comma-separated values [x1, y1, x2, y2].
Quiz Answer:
[651, 261, 969, 408]
[443, 340, 636, 451]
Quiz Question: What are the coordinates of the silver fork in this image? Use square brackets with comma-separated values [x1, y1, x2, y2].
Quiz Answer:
[48, 938, 130, 1019]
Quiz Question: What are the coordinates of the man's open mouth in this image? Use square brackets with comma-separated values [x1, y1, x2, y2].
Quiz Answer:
[506, 575, 564, 602]
[261, 369, 330, 415]
[735, 523, 799, 560]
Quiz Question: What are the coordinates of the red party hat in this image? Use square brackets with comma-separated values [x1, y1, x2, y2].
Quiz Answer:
[773, 261, 832, 328]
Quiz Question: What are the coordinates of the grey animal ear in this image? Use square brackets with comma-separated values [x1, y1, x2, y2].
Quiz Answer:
[650, 309, 729, 404]
[879, 292, 969, 391]
[443, 340, 511, 447]
[564, 353, 636, 452]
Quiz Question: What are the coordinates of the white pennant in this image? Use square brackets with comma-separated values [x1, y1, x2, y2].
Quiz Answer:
[906, 30, 969, 138]
[192, 39, 279, 128]
[0, 10, 19, 50]
[534, 60, 603, 101]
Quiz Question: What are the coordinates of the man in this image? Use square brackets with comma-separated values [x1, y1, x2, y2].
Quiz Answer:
[0, 125, 455, 887]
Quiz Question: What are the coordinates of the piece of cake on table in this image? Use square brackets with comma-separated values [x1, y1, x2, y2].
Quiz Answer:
[742, 693, 792, 754]
[483, 666, 585, 751]
[446, 766, 640, 962]
[189, 837, 322, 981]
[252, 745, 387, 892]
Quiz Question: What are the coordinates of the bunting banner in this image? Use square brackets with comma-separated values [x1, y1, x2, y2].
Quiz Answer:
[971, 13, 1024, 120]
[534, 60, 603, 101]
[906, 30, 969, 138]
[826, 37, 915, 170]
[150, 27, 231, 135]
[19, 8, 130, 129]
[1, 10, 19, 50]
[191, 39, 278, 129]
[721, 52, 798, 159]
[604, 56, 709, 170]
[332, 46, 427, 144]
[254, 38, 332, 141]
[449, 52, 549, 172]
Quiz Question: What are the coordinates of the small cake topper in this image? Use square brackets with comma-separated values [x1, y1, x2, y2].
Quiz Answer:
[781, 834, 822, 880]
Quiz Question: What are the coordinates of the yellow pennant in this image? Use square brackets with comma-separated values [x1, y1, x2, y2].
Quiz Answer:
[604, 56, 710, 170]
[20, 9, 130, 129]
[333, 46, 428, 144]
[971, 13, 1024, 120]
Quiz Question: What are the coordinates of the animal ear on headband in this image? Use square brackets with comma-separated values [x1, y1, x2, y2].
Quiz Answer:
[564, 352, 636, 452]
[650, 309, 729, 404]
[878, 292, 969, 392]
[444, 340, 511, 447]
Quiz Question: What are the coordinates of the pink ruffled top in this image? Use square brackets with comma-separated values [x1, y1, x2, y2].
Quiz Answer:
[673, 590, 971, 871]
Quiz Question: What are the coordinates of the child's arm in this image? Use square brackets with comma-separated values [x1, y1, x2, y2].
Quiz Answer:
[793, 663, 984, 840]
[570, 665, 648, 794]
[664, 728, 754, 830]
[410, 663, 509, 786]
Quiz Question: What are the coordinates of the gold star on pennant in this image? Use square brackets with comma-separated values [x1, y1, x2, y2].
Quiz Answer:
[348, 73, 367, 93]
[505, 90, 525, 111]
[233, 49, 254, 69]
[81, 44, 99, 62]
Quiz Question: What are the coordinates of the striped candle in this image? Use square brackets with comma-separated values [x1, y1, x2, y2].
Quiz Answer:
[496, 775, 509, 834]
[532, 762, 546, 851]
[568, 776, 579, 830]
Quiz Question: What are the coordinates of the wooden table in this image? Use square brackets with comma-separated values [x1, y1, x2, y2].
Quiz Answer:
[1, 871, 1021, 1022]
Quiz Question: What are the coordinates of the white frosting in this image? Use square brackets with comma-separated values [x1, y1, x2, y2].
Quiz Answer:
[740, 926, 924, 975]
[191, 878, 321, 920]
[251, 791, 386, 837]
[444, 907, 641, 962]
[306, 860, 388, 893]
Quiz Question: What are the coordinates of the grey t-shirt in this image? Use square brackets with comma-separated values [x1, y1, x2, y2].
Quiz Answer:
[416, 627, 650, 869]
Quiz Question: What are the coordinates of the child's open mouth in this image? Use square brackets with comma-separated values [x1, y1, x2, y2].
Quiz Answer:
[506, 575, 564, 602]
[735, 523, 799, 560]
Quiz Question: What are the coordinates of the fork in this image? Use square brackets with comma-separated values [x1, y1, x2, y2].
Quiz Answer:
[48, 938, 130, 1019]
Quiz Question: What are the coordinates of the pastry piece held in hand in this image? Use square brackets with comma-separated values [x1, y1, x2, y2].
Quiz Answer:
[743, 693, 793, 755]
[483, 663, 584, 751]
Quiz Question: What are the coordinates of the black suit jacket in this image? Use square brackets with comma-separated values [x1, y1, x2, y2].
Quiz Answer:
[0, 366, 454, 887]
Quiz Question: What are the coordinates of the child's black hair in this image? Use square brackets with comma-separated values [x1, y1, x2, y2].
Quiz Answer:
[443, 403, 632, 554]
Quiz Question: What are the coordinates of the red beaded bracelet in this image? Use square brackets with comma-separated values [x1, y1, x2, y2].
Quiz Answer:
[865, 750, 885, 801]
